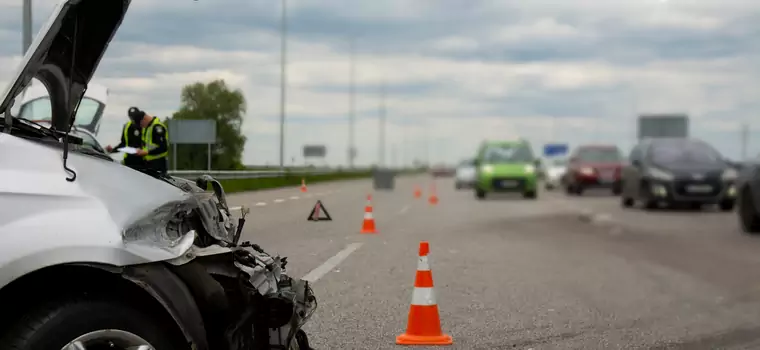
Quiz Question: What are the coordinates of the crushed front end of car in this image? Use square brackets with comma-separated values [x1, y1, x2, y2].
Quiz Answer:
[121, 175, 319, 350]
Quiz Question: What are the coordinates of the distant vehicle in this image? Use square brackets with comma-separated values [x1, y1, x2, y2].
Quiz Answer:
[544, 158, 567, 190]
[620, 138, 737, 211]
[565, 144, 624, 196]
[430, 164, 455, 177]
[455, 159, 476, 189]
[18, 81, 108, 135]
[638, 114, 689, 140]
[473, 139, 540, 199]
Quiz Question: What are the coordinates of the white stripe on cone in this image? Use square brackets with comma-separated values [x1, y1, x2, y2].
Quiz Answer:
[417, 256, 430, 271]
[411, 287, 437, 306]
[364, 212, 373, 219]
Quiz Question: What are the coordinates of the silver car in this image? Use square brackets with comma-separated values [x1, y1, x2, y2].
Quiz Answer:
[544, 158, 568, 190]
[455, 159, 477, 189]
[0, 1, 316, 349]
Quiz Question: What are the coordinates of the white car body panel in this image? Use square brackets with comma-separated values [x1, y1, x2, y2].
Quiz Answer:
[545, 165, 567, 187]
[0, 132, 193, 287]
[0, 0, 211, 290]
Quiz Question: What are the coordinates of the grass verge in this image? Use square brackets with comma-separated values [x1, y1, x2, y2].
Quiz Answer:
[220, 171, 373, 194]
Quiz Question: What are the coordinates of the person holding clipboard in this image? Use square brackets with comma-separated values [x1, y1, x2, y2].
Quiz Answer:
[105, 107, 144, 171]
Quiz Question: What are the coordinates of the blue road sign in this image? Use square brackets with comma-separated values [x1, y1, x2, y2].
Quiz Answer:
[543, 143, 568, 157]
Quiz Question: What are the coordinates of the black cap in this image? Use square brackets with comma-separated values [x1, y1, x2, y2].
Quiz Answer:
[128, 107, 145, 119]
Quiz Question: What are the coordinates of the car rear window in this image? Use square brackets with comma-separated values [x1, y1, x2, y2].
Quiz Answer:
[577, 148, 621, 162]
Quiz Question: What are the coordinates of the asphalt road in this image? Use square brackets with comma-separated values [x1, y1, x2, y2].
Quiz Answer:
[227, 176, 760, 350]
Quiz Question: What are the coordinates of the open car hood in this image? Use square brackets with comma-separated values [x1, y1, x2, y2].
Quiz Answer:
[0, 0, 130, 133]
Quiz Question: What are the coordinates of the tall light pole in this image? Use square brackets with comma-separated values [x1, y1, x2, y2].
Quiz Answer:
[378, 80, 386, 167]
[278, 0, 288, 169]
[741, 122, 749, 161]
[22, 0, 32, 54]
[348, 38, 356, 168]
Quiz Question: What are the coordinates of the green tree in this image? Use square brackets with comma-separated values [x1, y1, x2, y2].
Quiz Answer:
[168, 80, 247, 170]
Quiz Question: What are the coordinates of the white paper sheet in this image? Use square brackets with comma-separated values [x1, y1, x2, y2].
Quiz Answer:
[117, 146, 138, 154]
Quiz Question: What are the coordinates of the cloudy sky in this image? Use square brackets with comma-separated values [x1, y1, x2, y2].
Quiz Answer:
[1, 0, 760, 167]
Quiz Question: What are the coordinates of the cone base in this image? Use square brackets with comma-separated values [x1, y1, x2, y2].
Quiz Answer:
[396, 332, 452, 345]
[360, 229, 377, 234]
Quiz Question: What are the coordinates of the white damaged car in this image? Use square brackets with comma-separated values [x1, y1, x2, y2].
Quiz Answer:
[0, 0, 316, 349]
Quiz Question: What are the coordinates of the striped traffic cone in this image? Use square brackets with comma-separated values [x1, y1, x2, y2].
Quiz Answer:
[360, 195, 377, 234]
[414, 185, 422, 199]
[428, 182, 439, 205]
[396, 241, 452, 345]
[301, 178, 308, 193]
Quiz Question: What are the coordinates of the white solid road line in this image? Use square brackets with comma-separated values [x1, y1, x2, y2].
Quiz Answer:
[290, 196, 300, 200]
[273, 199, 285, 203]
[301, 242, 363, 283]
[255, 202, 267, 206]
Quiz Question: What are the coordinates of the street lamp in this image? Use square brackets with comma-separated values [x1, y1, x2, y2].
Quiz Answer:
[278, 0, 288, 169]
[22, 0, 32, 54]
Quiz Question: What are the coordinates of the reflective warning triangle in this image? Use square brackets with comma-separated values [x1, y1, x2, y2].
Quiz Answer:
[308, 200, 332, 221]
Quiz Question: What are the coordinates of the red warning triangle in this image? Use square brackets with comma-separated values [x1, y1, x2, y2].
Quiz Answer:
[308, 200, 332, 221]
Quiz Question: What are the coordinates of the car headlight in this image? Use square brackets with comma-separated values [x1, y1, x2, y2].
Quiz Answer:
[722, 168, 738, 180]
[524, 164, 535, 174]
[481, 165, 494, 174]
[580, 167, 594, 175]
[647, 167, 674, 181]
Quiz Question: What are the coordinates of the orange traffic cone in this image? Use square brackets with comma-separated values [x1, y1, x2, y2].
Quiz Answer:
[301, 178, 308, 193]
[428, 183, 439, 205]
[397, 241, 452, 345]
[414, 185, 422, 199]
[360, 195, 377, 234]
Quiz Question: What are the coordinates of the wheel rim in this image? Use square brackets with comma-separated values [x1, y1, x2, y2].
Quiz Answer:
[62, 330, 155, 350]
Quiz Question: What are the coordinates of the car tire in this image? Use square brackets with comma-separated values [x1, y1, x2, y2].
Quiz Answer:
[621, 196, 634, 208]
[565, 184, 574, 196]
[739, 188, 760, 233]
[1, 297, 186, 350]
[475, 189, 486, 200]
[720, 200, 735, 212]
[575, 186, 584, 196]
[643, 199, 658, 211]
[689, 202, 702, 210]
[523, 191, 537, 199]
[612, 186, 622, 196]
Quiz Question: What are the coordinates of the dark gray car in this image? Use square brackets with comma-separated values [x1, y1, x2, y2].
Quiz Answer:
[620, 138, 738, 211]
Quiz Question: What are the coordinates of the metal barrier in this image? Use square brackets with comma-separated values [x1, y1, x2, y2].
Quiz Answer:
[167, 168, 423, 180]
[167, 168, 372, 180]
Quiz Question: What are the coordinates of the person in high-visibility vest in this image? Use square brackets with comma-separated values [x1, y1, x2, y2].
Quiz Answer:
[129, 107, 169, 175]
[105, 110, 144, 170]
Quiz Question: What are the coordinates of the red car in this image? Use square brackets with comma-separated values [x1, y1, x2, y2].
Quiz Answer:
[565, 144, 624, 196]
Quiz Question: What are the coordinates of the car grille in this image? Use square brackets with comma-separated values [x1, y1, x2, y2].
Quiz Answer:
[492, 177, 525, 191]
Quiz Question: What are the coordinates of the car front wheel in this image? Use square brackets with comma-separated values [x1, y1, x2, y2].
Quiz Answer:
[1, 298, 186, 350]
[719, 200, 735, 212]
[475, 188, 486, 199]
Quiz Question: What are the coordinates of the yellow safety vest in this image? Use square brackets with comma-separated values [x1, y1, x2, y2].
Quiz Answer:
[122, 121, 139, 162]
[142, 118, 169, 161]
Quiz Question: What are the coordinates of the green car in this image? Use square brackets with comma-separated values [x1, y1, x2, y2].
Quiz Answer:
[474, 140, 540, 199]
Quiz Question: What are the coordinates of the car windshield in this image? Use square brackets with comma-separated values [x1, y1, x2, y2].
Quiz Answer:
[578, 148, 621, 162]
[18, 97, 102, 127]
[73, 129, 103, 153]
[483, 144, 534, 163]
[650, 140, 723, 164]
